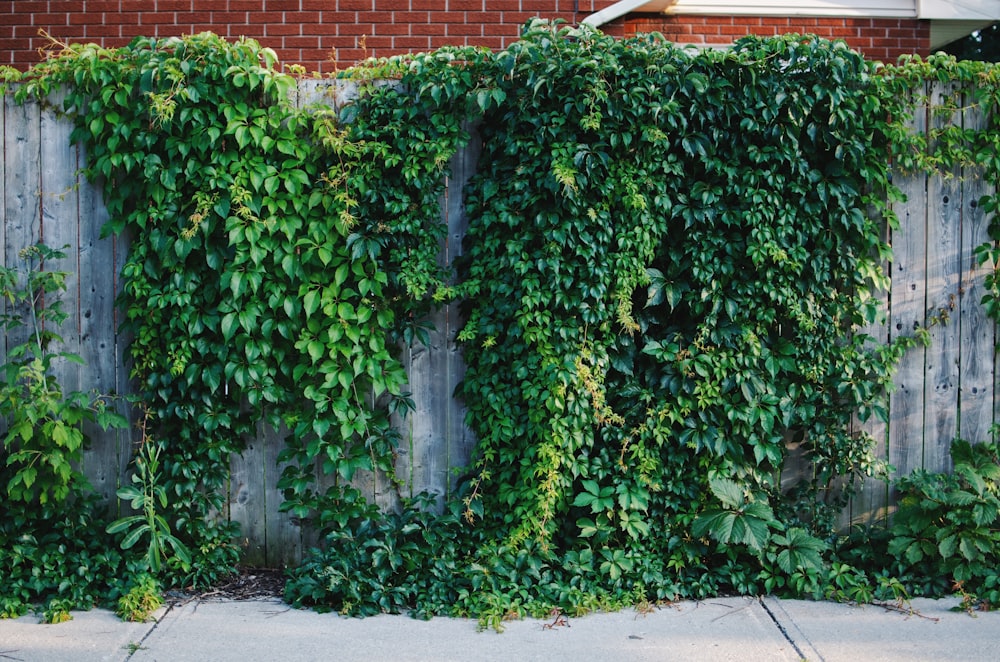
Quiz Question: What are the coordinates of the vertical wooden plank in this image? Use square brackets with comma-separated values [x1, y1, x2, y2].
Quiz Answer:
[441, 124, 479, 497]
[262, 421, 302, 567]
[1, 89, 7, 369]
[922, 80, 963, 474]
[229, 425, 269, 567]
[395, 127, 480, 508]
[112, 221, 140, 520]
[847, 213, 891, 528]
[887, 86, 929, 501]
[78, 169, 130, 509]
[957, 87, 995, 446]
[40, 91, 83, 400]
[4, 91, 41, 355]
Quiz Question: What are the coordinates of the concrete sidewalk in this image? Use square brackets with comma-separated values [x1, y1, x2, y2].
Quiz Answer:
[1, 596, 995, 661]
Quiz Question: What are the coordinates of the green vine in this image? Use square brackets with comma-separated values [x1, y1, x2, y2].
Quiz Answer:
[11, 32, 488, 586]
[5, 21, 1000, 620]
[457, 23, 918, 575]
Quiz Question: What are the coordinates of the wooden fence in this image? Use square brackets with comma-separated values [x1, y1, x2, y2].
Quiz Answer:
[1, 80, 995, 566]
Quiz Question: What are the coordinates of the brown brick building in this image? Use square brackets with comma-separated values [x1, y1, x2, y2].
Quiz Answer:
[1, 1, 997, 74]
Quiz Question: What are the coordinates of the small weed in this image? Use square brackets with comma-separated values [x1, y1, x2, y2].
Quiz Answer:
[116, 574, 164, 622]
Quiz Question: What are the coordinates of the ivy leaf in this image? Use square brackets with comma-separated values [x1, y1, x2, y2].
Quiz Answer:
[707, 477, 745, 510]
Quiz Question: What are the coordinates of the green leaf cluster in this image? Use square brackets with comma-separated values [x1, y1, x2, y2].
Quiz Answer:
[889, 440, 1000, 593]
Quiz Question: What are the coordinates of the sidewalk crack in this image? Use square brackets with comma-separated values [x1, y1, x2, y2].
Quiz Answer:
[123, 602, 176, 661]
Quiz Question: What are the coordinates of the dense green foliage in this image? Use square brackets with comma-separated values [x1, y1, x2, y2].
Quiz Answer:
[3, 21, 1000, 622]
[0, 245, 128, 620]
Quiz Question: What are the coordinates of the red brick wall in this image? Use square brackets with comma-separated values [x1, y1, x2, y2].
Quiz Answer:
[623, 14, 931, 63]
[0, 2, 929, 73]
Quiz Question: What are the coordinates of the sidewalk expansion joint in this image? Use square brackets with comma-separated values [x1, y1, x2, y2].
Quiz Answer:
[759, 597, 822, 662]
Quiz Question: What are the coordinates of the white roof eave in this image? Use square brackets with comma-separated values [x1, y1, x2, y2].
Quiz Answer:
[582, 1, 1000, 27]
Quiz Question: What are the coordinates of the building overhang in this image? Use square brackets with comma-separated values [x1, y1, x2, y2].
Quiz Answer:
[583, 0, 1000, 50]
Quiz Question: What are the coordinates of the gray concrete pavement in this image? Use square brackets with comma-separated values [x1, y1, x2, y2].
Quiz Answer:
[1, 595, 995, 661]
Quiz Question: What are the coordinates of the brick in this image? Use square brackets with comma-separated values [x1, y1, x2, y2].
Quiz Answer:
[227, 0, 264, 9]
[13, 25, 40, 37]
[11, 1, 47, 14]
[358, 11, 393, 22]
[297, 46, 335, 60]
[376, 0, 411, 9]
[69, 11, 106, 25]
[86, 1, 121, 12]
[482, 21, 519, 37]
[429, 35, 459, 48]
[467, 10, 501, 25]
[486, 0, 520, 10]
[363, 35, 392, 48]
[392, 10, 427, 23]
[338, 22, 376, 36]
[266, 22, 303, 35]
[502, 11, 546, 25]
[248, 11, 285, 23]
[284, 35, 319, 47]
[393, 35, 429, 48]
[291, 10, 322, 22]
[331, 46, 367, 61]
[518, 0, 554, 11]
[703, 34, 733, 45]
[119, 22, 147, 38]
[410, 22, 446, 36]
[210, 11, 249, 23]
[465, 34, 502, 49]
[717, 24, 754, 37]
[153, 25, 189, 36]
[826, 27, 858, 39]
[157, 0, 194, 10]
[314, 11, 356, 25]
[266, 0, 300, 10]
[176, 10, 213, 23]
[301, 0, 333, 9]
[48, 0, 84, 11]
[448, 0, 482, 10]
[378, 23, 412, 35]
[83, 24, 122, 37]
[447, 22, 482, 36]
[338, 0, 372, 10]
[141, 12, 179, 25]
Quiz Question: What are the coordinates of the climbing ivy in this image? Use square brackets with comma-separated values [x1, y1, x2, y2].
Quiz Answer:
[456, 22, 917, 582]
[11, 32, 486, 587]
[4, 20, 1000, 620]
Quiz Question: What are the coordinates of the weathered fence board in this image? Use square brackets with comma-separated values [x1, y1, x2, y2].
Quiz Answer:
[958, 91, 996, 447]
[4, 96, 41, 358]
[886, 89, 930, 511]
[2, 81, 997, 565]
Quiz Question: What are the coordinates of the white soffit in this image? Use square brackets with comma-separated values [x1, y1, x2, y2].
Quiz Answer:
[918, 0, 1000, 20]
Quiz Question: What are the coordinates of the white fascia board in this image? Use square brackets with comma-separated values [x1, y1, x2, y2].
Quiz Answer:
[582, 0, 657, 27]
